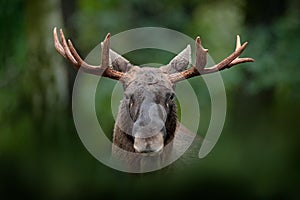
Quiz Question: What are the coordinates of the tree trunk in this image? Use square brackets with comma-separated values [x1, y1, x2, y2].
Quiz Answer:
[25, 0, 68, 116]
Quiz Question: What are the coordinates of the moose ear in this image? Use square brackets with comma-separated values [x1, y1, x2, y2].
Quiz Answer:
[160, 45, 191, 74]
[109, 49, 133, 73]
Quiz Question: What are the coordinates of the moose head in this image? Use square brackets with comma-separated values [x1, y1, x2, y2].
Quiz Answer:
[53, 27, 254, 156]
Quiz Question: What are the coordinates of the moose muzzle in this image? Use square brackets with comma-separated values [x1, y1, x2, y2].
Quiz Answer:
[132, 100, 167, 155]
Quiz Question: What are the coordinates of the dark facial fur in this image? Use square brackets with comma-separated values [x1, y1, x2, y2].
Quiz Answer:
[113, 67, 178, 153]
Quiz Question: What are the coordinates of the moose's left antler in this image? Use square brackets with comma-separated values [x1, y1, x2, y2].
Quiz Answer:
[169, 35, 254, 83]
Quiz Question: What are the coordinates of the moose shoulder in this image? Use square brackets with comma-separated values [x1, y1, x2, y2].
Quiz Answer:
[53, 28, 254, 172]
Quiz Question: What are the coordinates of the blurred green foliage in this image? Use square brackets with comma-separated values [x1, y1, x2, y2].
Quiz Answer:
[0, 0, 300, 199]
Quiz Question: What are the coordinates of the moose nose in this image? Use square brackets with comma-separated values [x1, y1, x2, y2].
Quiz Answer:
[132, 102, 167, 138]
[132, 101, 166, 154]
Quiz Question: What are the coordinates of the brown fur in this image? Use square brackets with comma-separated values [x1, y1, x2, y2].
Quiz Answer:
[107, 46, 194, 170]
[113, 67, 177, 153]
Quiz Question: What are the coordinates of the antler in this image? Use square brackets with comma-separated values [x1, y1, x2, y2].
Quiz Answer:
[53, 27, 125, 80]
[169, 35, 254, 83]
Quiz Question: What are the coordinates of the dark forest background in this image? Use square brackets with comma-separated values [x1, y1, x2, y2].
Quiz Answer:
[1, 0, 300, 199]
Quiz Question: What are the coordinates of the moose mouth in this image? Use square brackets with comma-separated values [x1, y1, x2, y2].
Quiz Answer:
[133, 131, 165, 156]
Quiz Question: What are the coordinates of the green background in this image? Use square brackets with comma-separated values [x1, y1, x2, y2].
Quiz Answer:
[1, 0, 299, 199]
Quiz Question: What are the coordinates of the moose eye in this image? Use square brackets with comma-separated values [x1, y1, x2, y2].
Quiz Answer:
[124, 93, 131, 100]
[166, 93, 175, 108]
[169, 93, 175, 100]
[166, 93, 175, 101]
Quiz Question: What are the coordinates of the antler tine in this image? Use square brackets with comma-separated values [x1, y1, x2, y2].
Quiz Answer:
[235, 35, 241, 51]
[53, 27, 125, 80]
[53, 27, 66, 59]
[226, 35, 254, 67]
[67, 39, 84, 68]
[201, 40, 249, 74]
[59, 28, 79, 66]
[195, 36, 208, 71]
[101, 33, 110, 70]
[67, 34, 105, 73]
[169, 35, 254, 83]
[100, 33, 126, 80]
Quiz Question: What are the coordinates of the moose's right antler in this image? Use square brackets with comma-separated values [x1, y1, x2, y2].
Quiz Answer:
[169, 35, 254, 83]
[53, 27, 125, 80]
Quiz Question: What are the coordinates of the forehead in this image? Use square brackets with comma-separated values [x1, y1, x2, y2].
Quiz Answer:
[125, 67, 173, 95]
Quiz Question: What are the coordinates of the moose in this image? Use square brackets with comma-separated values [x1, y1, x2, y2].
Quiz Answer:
[53, 27, 254, 171]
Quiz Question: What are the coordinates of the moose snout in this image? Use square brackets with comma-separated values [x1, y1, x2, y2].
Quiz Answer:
[133, 133, 164, 155]
[132, 102, 167, 155]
